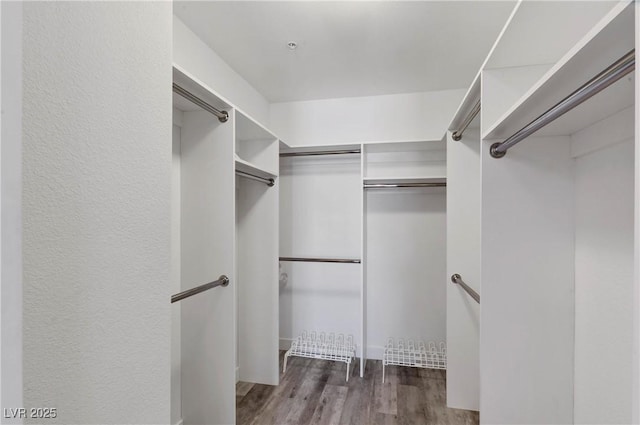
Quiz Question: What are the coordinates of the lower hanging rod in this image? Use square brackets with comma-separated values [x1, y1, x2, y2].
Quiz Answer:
[452, 99, 481, 141]
[490, 49, 635, 158]
[280, 149, 361, 158]
[171, 275, 230, 303]
[236, 170, 275, 187]
[364, 182, 446, 189]
[279, 256, 361, 264]
[173, 83, 229, 123]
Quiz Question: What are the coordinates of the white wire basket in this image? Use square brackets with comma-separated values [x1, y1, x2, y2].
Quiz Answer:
[284, 331, 356, 381]
[382, 338, 447, 383]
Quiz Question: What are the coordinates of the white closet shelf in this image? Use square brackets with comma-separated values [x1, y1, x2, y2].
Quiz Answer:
[280, 143, 361, 157]
[235, 156, 277, 180]
[363, 176, 446, 185]
[483, 1, 634, 140]
[236, 110, 279, 142]
[173, 64, 232, 114]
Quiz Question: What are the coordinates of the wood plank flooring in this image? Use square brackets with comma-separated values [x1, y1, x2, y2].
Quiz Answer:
[236, 352, 479, 425]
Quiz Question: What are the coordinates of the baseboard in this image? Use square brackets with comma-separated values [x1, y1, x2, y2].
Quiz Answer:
[366, 345, 385, 361]
[279, 337, 293, 351]
[236, 366, 240, 383]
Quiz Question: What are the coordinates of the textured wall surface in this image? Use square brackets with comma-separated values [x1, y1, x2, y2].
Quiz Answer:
[2, 1, 24, 418]
[22, 3, 172, 423]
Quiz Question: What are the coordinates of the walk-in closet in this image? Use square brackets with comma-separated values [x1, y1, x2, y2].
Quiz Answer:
[13, 1, 638, 424]
[166, 1, 640, 424]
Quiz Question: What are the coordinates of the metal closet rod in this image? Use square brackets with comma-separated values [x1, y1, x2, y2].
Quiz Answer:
[452, 99, 481, 141]
[279, 256, 361, 264]
[173, 83, 229, 123]
[364, 182, 446, 189]
[236, 170, 275, 187]
[171, 275, 230, 304]
[280, 149, 361, 157]
[490, 49, 635, 158]
[451, 274, 480, 304]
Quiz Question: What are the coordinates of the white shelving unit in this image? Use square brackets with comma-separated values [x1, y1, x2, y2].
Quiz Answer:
[382, 338, 447, 383]
[283, 331, 356, 381]
[362, 139, 448, 373]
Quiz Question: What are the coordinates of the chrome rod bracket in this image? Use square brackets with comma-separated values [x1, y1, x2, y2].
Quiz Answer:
[489, 142, 506, 158]
[452, 131, 462, 141]
[451, 273, 480, 304]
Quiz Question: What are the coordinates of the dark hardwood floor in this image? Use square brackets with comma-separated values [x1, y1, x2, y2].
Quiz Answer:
[236, 352, 479, 425]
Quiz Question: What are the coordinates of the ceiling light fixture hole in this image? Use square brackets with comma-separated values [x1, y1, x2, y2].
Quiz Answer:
[287, 41, 298, 50]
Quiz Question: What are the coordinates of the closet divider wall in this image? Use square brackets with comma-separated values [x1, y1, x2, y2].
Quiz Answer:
[444, 1, 637, 423]
[172, 66, 280, 425]
[363, 141, 447, 362]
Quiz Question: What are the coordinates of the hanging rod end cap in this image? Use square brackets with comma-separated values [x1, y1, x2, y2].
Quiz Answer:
[451, 132, 462, 141]
[490, 142, 506, 159]
[218, 111, 229, 123]
[268, 178, 275, 187]
[451, 273, 461, 283]
[220, 275, 230, 287]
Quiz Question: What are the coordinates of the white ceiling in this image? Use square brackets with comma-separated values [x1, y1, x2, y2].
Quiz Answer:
[174, 1, 516, 103]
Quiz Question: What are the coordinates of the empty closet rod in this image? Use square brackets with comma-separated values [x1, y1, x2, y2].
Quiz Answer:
[280, 149, 361, 157]
[452, 99, 481, 141]
[171, 275, 230, 303]
[279, 256, 361, 264]
[450, 274, 480, 304]
[490, 49, 635, 158]
[173, 83, 229, 123]
[236, 170, 275, 187]
[364, 182, 446, 189]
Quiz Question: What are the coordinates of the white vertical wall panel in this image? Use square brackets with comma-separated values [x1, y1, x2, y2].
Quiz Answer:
[1, 1, 23, 418]
[573, 135, 634, 424]
[480, 136, 575, 424]
[22, 3, 172, 423]
[181, 111, 235, 425]
[279, 156, 361, 352]
[634, 6, 640, 422]
[365, 188, 446, 359]
[171, 125, 182, 425]
[237, 177, 279, 385]
[446, 128, 480, 411]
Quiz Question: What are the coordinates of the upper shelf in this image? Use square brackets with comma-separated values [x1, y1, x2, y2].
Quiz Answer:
[363, 176, 446, 185]
[236, 110, 279, 142]
[173, 65, 231, 113]
[483, 1, 634, 140]
[235, 155, 277, 180]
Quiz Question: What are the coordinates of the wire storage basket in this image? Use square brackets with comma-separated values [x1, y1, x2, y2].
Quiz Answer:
[382, 338, 446, 383]
[284, 331, 356, 381]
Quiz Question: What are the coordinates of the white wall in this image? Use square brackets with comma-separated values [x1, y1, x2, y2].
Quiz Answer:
[1, 2, 23, 420]
[480, 135, 575, 424]
[171, 120, 182, 425]
[22, 3, 172, 423]
[573, 110, 634, 424]
[173, 15, 270, 128]
[270, 89, 465, 147]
